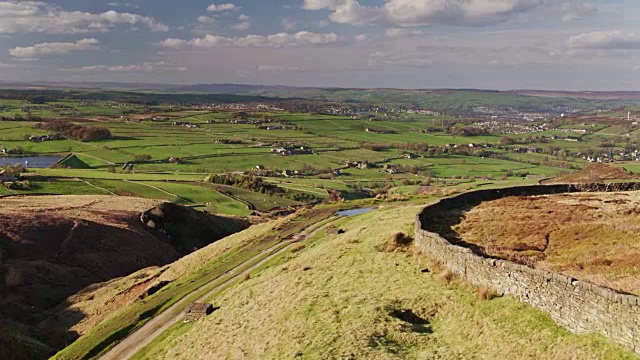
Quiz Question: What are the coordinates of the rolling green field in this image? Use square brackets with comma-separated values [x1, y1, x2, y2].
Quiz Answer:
[2, 95, 638, 217]
[4, 88, 640, 360]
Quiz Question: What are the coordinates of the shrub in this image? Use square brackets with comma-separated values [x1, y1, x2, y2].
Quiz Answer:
[476, 286, 498, 301]
[133, 154, 152, 162]
[290, 243, 305, 253]
[437, 270, 456, 285]
[34, 120, 111, 142]
[381, 232, 413, 252]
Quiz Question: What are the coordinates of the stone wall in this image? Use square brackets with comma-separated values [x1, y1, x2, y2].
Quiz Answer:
[415, 183, 640, 353]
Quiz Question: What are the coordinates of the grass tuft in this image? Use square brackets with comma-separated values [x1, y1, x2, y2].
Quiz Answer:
[381, 232, 413, 252]
[476, 286, 499, 301]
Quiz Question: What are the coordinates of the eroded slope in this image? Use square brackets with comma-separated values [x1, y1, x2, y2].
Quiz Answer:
[0, 195, 248, 360]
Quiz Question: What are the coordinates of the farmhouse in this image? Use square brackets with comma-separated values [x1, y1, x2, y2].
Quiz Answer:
[184, 302, 214, 322]
[0, 169, 17, 183]
[1, 147, 23, 155]
[271, 146, 313, 156]
[29, 134, 64, 142]
[168, 157, 184, 164]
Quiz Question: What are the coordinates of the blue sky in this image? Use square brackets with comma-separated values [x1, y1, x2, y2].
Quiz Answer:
[0, 0, 638, 90]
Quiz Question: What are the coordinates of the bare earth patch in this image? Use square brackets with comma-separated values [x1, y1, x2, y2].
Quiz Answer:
[453, 191, 640, 295]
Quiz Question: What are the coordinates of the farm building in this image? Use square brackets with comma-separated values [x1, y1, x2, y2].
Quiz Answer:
[184, 302, 214, 322]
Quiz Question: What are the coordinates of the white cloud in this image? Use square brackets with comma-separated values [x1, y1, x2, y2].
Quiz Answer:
[60, 61, 189, 73]
[303, 0, 549, 27]
[9, 38, 100, 58]
[302, 0, 345, 10]
[233, 21, 250, 30]
[160, 31, 340, 49]
[207, 3, 240, 12]
[385, 28, 424, 37]
[282, 18, 297, 30]
[561, 2, 597, 22]
[313, 19, 330, 28]
[355, 34, 368, 41]
[258, 65, 300, 72]
[238, 14, 249, 20]
[330, 0, 385, 25]
[384, 0, 545, 26]
[568, 31, 640, 50]
[61, 64, 152, 73]
[197, 15, 216, 24]
[0, 1, 168, 34]
[107, 2, 139, 9]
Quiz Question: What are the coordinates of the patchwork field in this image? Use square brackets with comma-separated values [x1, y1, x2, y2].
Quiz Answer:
[453, 191, 640, 295]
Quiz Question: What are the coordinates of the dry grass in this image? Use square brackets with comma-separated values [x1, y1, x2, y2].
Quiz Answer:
[290, 243, 306, 253]
[134, 203, 637, 360]
[476, 286, 499, 301]
[544, 163, 635, 184]
[437, 269, 457, 285]
[453, 191, 640, 295]
[66, 218, 279, 336]
[380, 232, 413, 252]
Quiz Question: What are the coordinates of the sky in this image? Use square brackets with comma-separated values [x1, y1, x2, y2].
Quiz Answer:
[0, 0, 638, 90]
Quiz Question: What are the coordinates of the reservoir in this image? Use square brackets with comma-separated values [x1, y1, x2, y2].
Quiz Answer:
[335, 207, 374, 217]
[0, 156, 62, 168]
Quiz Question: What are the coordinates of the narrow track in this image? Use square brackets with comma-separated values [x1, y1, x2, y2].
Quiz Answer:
[99, 217, 338, 360]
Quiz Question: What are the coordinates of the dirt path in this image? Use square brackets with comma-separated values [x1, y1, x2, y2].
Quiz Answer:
[76, 152, 116, 165]
[77, 178, 118, 195]
[99, 217, 339, 360]
[123, 180, 190, 203]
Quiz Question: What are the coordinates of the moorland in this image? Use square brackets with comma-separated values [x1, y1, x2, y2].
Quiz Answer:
[1, 84, 640, 359]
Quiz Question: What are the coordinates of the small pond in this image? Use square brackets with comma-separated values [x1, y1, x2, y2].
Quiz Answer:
[335, 207, 375, 217]
[0, 156, 62, 168]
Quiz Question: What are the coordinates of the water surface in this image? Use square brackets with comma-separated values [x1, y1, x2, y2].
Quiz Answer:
[0, 156, 62, 168]
[335, 207, 374, 217]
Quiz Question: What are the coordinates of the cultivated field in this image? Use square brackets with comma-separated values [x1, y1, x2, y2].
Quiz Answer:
[454, 191, 640, 295]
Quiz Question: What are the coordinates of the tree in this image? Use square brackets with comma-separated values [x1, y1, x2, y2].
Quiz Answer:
[500, 136, 515, 145]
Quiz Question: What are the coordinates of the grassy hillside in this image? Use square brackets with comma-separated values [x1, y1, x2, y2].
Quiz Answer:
[131, 202, 637, 359]
[0, 196, 248, 360]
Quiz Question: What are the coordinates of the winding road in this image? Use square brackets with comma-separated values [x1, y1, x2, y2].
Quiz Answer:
[99, 216, 339, 360]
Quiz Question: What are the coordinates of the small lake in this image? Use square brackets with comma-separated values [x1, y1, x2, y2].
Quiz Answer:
[335, 207, 375, 217]
[0, 156, 62, 168]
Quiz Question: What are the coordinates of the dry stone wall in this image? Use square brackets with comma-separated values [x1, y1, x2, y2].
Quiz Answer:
[415, 183, 640, 353]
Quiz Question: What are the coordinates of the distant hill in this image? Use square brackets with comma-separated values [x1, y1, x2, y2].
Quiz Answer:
[543, 163, 637, 184]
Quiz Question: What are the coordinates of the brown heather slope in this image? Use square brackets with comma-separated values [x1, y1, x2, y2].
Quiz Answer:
[453, 191, 640, 295]
[0, 195, 248, 360]
[543, 163, 636, 184]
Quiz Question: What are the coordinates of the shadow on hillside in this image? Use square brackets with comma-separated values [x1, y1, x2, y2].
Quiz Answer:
[0, 204, 250, 359]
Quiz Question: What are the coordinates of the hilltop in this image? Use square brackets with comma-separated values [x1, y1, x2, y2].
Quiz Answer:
[453, 191, 640, 295]
[0, 195, 248, 359]
[56, 200, 638, 360]
[544, 163, 636, 184]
